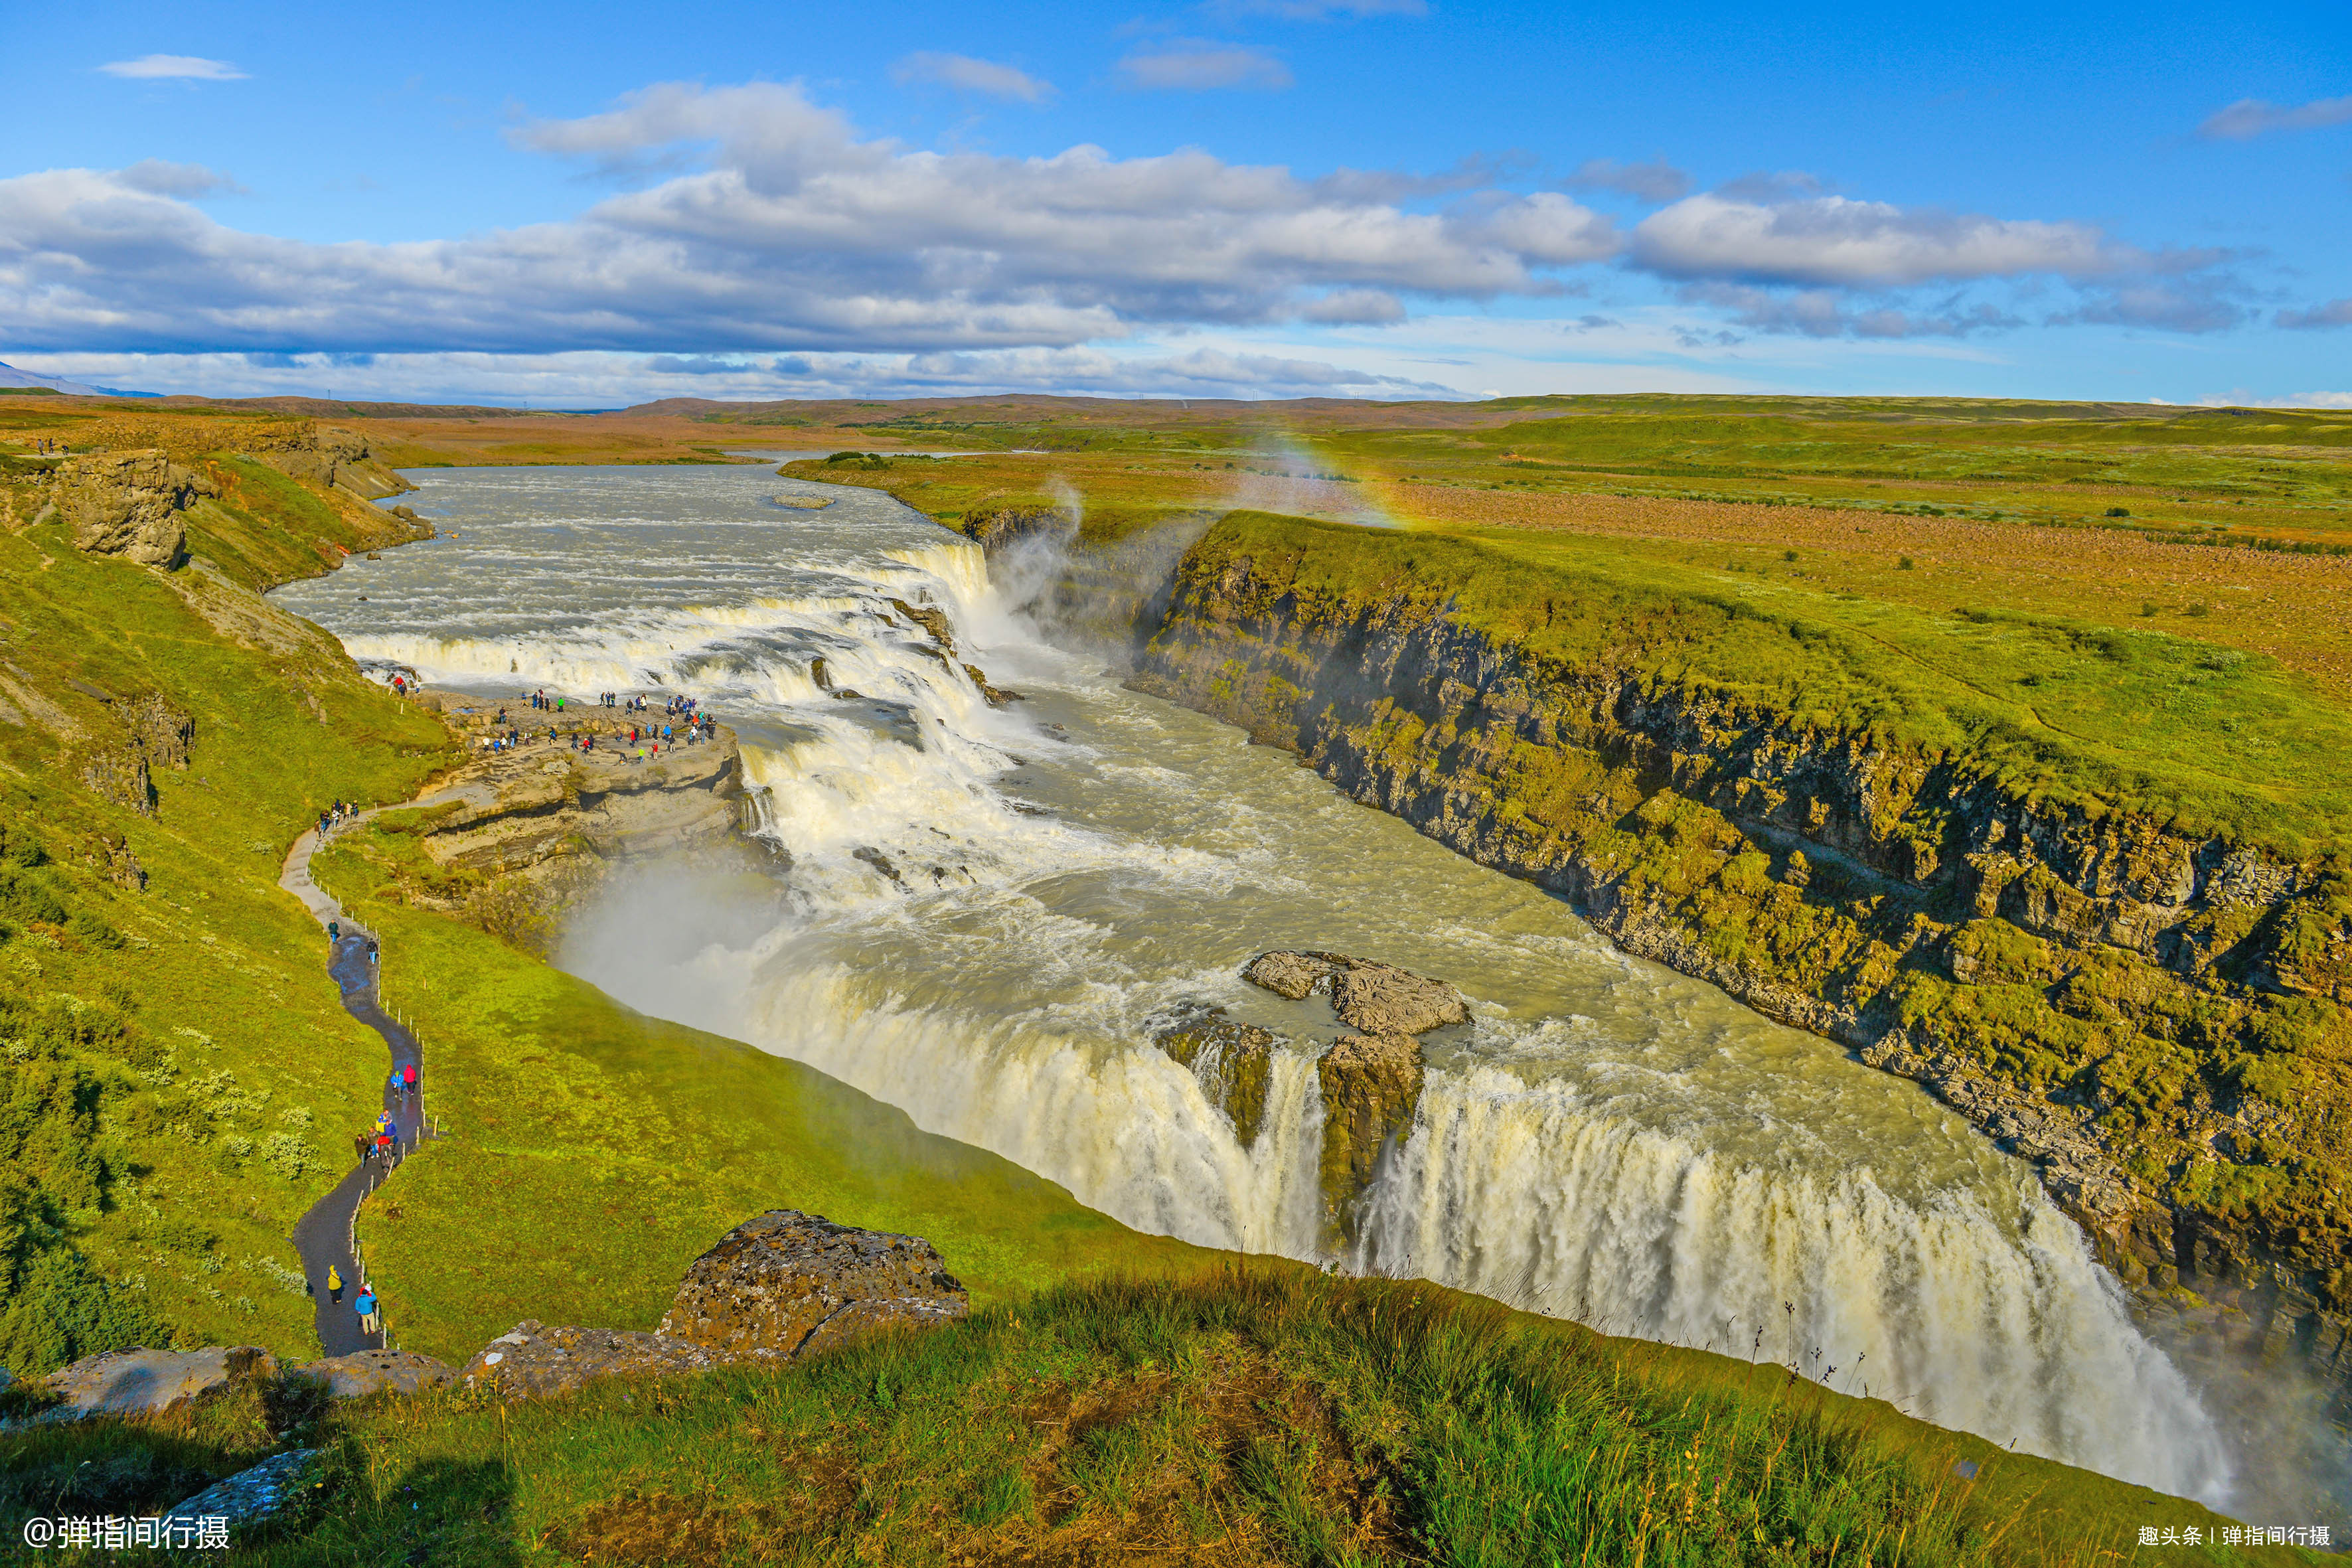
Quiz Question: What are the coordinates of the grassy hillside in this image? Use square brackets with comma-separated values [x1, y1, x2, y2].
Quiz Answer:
[0, 489, 455, 1370]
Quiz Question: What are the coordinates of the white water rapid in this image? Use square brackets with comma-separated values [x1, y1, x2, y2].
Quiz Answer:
[275, 462, 2236, 1505]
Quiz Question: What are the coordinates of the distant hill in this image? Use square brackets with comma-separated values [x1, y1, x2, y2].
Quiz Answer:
[0, 360, 153, 398]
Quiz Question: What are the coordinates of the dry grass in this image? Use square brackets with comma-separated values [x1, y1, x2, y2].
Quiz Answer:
[1377, 482, 2352, 700]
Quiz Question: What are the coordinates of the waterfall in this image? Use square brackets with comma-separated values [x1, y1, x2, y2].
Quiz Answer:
[275, 461, 2238, 1506]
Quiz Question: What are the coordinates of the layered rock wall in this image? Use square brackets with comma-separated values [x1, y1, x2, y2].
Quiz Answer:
[1123, 515, 2352, 1393]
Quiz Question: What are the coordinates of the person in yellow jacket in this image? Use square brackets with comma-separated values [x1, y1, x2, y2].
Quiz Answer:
[328, 1265, 344, 1304]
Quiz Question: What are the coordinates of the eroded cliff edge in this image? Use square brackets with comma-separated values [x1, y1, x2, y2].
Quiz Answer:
[1123, 510, 2352, 1390]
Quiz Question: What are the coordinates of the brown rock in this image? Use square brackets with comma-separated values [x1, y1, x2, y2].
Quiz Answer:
[961, 663, 1023, 708]
[56, 450, 204, 566]
[659, 1210, 969, 1361]
[1242, 950, 1469, 1036]
[293, 1349, 454, 1399]
[1241, 949, 1340, 1000]
[886, 597, 956, 653]
[458, 1321, 717, 1399]
[1316, 1032, 1425, 1239]
[1152, 1006, 1277, 1147]
[40, 1346, 279, 1419]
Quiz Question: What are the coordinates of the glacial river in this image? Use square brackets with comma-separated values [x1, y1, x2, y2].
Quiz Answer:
[275, 463, 2235, 1503]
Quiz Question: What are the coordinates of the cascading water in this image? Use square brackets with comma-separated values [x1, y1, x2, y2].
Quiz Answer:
[275, 461, 2240, 1506]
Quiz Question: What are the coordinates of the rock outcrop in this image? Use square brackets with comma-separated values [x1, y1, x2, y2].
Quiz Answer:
[958, 505, 1073, 556]
[659, 1209, 970, 1360]
[245, 426, 410, 500]
[161, 1449, 321, 1535]
[38, 1346, 278, 1419]
[293, 1350, 454, 1399]
[1151, 1005, 1277, 1147]
[1239, 951, 1466, 1235]
[1242, 951, 1469, 1036]
[459, 1322, 720, 1399]
[1313, 1031, 1425, 1235]
[56, 450, 206, 566]
[74, 692, 197, 820]
[391, 696, 751, 952]
[445, 1212, 971, 1401]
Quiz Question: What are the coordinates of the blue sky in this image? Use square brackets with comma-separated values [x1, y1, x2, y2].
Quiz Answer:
[3, 0, 2347, 406]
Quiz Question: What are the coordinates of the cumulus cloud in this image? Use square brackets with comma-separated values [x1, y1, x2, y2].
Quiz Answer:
[1117, 42, 1294, 90]
[892, 52, 1054, 104]
[1634, 193, 2126, 286]
[0, 82, 1618, 356]
[98, 54, 247, 80]
[2198, 94, 2352, 139]
[2278, 297, 2352, 329]
[1560, 157, 1691, 203]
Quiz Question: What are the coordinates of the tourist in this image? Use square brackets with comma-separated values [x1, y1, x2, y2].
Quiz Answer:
[354, 1289, 378, 1334]
[328, 1264, 343, 1304]
[402, 1061, 418, 1101]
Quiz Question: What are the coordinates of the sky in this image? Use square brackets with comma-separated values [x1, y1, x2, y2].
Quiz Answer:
[1, 0, 2347, 407]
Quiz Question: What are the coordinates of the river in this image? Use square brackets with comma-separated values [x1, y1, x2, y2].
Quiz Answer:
[274, 461, 2236, 1504]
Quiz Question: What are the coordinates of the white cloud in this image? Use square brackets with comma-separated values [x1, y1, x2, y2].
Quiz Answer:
[2198, 94, 2352, 139]
[98, 54, 247, 80]
[891, 52, 1054, 104]
[1634, 193, 2125, 286]
[1560, 157, 1691, 203]
[1117, 42, 1294, 91]
[0, 83, 1617, 356]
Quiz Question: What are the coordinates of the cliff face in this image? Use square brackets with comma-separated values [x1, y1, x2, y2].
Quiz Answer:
[382, 699, 751, 954]
[1126, 514, 2352, 1392]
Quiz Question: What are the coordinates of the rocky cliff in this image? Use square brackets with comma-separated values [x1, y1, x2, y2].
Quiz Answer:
[378, 696, 751, 953]
[55, 450, 207, 566]
[1125, 511, 2352, 1395]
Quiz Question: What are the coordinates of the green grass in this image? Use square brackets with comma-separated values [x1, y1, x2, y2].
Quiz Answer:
[1194, 510, 2352, 858]
[1321, 397, 2352, 540]
[9, 1270, 2314, 1565]
[307, 839, 1208, 1366]
[0, 501, 457, 1370]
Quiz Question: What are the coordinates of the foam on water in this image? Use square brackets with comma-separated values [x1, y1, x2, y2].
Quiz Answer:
[275, 463, 2235, 1504]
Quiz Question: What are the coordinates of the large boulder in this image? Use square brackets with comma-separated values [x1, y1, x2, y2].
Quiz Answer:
[55, 450, 205, 566]
[1242, 950, 1469, 1036]
[457, 1321, 717, 1399]
[659, 1210, 969, 1360]
[1315, 1032, 1427, 1238]
[1152, 1005, 1278, 1147]
[161, 1449, 321, 1537]
[40, 1346, 279, 1419]
[293, 1350, 454, 1399]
